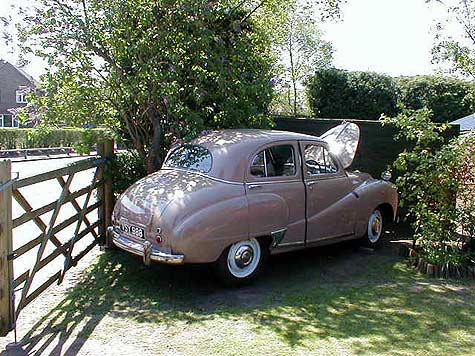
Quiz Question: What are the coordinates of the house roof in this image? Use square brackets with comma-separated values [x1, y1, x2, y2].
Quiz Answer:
[0, 59, 40, 86]
[450, 113, 475, 131]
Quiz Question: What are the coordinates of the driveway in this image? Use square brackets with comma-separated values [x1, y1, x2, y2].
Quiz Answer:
[1, 224, 474, 356]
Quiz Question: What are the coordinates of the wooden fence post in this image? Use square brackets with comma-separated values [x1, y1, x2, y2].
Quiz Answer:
[0, 160, 13, 337]
[97, 140, 114, 248]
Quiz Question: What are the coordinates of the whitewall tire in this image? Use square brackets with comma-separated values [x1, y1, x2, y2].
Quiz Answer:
[364, 209, 384, 247]
[214, 238, 268, 286]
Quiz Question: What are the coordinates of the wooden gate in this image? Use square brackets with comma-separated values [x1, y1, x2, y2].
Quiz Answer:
[0, 141, 114, 336]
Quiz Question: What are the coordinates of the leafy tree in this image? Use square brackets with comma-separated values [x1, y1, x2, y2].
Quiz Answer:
[306, 69, 399, 120]
[432, 0, 475, 79]
[274, 0, 334, 117]
[396, 75, 474, 123]
[12, 0, 281, 172]
[9, 0, 346, 172]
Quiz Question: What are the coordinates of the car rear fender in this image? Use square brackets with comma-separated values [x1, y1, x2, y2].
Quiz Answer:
[353, 180, 398, 237]
[168, 194, 250, 263]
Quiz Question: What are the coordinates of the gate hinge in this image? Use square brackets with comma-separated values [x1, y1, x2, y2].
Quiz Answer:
[0, 172, 19, 192]
[7, 253, 16, 261]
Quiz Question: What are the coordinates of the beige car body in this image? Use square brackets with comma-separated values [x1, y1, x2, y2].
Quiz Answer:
[108, 127, 398, 265]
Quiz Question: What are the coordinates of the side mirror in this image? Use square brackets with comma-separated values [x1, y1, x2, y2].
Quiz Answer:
[381, 171, 392, 181]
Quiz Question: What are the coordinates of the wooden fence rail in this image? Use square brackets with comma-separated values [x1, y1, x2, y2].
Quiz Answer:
[0, 140, 114, 337]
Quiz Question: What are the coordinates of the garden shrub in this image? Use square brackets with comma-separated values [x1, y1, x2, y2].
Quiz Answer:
[0, 127, 112, 151]
[0, 129, 29, 149]
[306, 70, 474, 123]
[107, 150, 147, 198]
[306, 69, 399, 120]
[382, 109, 475, 266]
[396, 75, 474, 123]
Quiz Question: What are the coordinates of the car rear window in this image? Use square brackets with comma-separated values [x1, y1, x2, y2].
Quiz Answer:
[164, 144, 213, 173]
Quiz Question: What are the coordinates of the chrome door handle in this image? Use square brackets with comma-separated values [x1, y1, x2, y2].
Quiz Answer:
[248, 184, 262, 190]
[307, 181, 318, 187]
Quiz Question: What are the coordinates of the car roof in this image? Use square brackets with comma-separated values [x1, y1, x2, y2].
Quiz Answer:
[190, 129, 325, 182]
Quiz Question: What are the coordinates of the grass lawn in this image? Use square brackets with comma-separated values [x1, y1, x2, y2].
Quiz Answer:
[4, 233, 475, 356]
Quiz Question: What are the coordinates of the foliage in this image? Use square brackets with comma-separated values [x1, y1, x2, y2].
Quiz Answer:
[396, 75, 474, 123]
[273, 0, 334, 117]
[431, 0, 475, 79]
[306, 69, 474, 122]
[381, 109, 475, 266]
[306, 69, 399, 120]
[15, 72, 118, 130]
[13, 0, 284, 173]
[0, 127, 111, 151]
[270, 88, 314, 116]
[107, 150, 147, 198]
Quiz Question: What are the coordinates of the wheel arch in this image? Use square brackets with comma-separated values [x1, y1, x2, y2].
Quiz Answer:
[376, 203, 395, 224]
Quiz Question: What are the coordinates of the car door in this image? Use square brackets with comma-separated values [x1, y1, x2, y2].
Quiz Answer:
[245, 141, 306, 247]
[300, 141, 358, 243]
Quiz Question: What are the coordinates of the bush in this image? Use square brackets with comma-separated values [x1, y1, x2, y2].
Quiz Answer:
[396, 75, 474, 123]
[306, 70, 474, 123]
[0, 127, 112, 152]
[107, 150, 147, 198]
[382, 109, 475, 266]
[306, 69, 399, 120]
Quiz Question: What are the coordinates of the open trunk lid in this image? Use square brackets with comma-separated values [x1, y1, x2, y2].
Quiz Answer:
[320, 122, 360, 169]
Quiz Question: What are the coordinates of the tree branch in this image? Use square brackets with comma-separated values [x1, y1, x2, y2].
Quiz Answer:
[241, 1, 265, 23]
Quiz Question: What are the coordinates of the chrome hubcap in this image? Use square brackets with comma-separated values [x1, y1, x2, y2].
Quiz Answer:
[227, 238, 261, 278]
[234, 245, 254, 268]
[371, 218, 381, 236]
[368, 210, 383, 243]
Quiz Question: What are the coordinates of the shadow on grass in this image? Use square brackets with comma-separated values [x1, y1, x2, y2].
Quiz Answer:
[3, 233, 475, 355]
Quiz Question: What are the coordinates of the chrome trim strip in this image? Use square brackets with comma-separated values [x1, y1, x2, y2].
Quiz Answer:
[304, 174, 346, 182]
[263, 150, 268, 177]
[247, 179, 303, 185]
[107, 226, 185, 265]
[277, 241, 305, 247]
[306, 232, 355, 244]
[161, 167, 243, 186]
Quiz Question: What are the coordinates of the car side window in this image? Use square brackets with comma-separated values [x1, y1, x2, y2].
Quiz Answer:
[304, 144, 338, 176]
[250, 144, 296, 178]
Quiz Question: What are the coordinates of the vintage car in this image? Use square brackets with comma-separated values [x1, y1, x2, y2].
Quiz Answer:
[108, 123, 398, 285]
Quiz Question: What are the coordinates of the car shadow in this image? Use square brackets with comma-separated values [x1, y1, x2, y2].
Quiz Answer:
[3, 224, 474, 355]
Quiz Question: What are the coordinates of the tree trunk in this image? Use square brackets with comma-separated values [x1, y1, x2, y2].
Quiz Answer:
[292, 79, 297, 117]
[289, 37, 297, 118]
[145, 107, 163, 174]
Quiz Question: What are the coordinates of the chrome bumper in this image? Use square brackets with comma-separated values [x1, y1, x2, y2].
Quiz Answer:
[107, 226, 185, 265]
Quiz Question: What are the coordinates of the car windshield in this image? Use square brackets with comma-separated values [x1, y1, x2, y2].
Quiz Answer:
[164, 144, 213, 173]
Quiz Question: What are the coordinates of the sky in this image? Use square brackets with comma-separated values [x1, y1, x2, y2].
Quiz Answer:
[0, 0, 457, 80]
[320, 0, 450, 77]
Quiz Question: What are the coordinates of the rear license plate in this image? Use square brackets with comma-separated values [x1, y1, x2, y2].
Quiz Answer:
[119, 222, 145, 239]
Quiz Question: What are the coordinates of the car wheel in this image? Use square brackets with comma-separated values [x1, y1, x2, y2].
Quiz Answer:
[363, 209, 384, 247]
[214, 238, 268, 286]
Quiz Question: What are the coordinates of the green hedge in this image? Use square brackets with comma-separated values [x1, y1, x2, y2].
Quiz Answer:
[274, 116, 460, 178]
[306, 69, 399, 120]
[396, 75, 474, 123]
[0, 128, 112, 151]
[306, 70, 474, 123]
